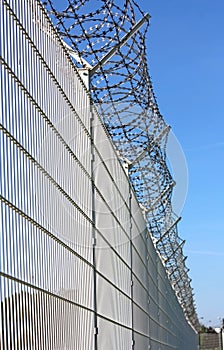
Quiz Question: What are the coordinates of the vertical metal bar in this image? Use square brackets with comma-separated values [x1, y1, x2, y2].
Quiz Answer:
[127, 164, 135, 349]
[90, 96, 98, 350]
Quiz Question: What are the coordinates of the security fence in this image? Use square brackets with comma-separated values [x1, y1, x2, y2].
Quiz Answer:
[199, 332, 223, 350]
[1, 0, 198, 349]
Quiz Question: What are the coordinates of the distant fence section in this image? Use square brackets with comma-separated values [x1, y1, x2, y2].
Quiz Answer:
[1, 0, 198, 349]
[199, 332, 223, 350]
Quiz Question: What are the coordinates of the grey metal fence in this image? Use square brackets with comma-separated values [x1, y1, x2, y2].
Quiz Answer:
[0, 0, 198, 348]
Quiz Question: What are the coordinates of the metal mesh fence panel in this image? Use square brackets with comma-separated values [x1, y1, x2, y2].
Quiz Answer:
[1, 0, 198, 349]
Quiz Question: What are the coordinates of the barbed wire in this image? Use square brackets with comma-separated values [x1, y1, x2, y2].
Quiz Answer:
[43, 0, 199, 330]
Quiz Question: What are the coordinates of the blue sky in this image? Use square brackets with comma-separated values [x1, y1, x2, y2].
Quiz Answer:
[139, 0, 224, 327]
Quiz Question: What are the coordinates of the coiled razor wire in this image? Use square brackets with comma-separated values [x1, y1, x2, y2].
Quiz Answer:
[44, 0, 199, 329]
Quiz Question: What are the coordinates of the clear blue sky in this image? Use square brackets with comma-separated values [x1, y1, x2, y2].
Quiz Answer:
[47, 0, 224, 327]
[139, 0, 224, 327]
